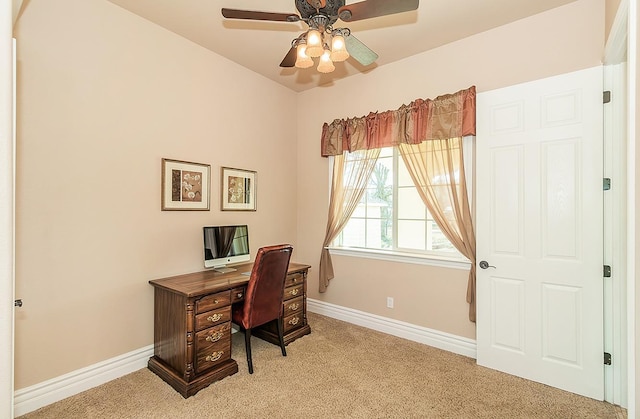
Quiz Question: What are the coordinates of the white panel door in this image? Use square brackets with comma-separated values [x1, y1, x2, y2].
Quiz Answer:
[476, 66, 604, 400]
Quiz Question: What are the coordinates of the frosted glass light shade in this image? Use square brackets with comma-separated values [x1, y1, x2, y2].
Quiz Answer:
[295, 44, 313, 69]
[330, 35, 349, 62]
[305, 29, 324, 58]
[317, 49, 335, 73]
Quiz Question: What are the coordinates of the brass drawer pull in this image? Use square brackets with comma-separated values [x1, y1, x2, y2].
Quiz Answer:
[236, 292, 243, 299]
[288, 303, 300, 311]
[205, 351, 224, 362]
[206, 331, 224, 342]
[289, 288, 299, 296]
[207, 313, 223, 322]
[288, 317, 300, 326]
[292, 277, 297, 283]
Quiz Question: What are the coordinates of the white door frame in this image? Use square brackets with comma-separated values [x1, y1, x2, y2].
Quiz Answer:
[624, 0, 637, 417]
[603, 5, 629, 407]
[603, 0, 635, 414]
[603, 62, 628, 407]
[1, 3, 16, 418]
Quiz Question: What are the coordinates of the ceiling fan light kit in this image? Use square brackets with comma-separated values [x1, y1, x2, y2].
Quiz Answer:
[221, 0, 419, 74]
[330, 33, 349, 62]
[295, 42, 315, 68]
[305, 29, 325, 57]
[294, 28, 349, 72]
[317, 48, 336, 73]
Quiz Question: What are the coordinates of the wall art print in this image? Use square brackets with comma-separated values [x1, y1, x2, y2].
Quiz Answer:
[221, 167, 256, 211]
[161, 158, 210, 211]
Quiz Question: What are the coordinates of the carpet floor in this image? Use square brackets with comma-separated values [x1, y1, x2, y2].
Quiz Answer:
[18, 312, 627, 418]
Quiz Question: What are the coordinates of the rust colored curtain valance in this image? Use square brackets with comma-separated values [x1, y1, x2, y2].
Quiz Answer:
[321, 86, 476, 157]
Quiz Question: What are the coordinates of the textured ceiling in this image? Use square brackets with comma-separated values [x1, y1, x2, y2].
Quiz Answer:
[106, 0, 578, 92]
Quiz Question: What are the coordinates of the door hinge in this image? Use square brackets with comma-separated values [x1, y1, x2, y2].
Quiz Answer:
[604, 265, 612, 278]
[603, 178, 611, 191]
[603, 91, 611, 104]
[604, 352, 612, 365]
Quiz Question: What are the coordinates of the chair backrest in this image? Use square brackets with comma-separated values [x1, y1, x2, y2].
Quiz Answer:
[238, 244, 293, 329]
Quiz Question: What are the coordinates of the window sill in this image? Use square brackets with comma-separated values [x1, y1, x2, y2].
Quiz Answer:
[326, 247, 472, 270]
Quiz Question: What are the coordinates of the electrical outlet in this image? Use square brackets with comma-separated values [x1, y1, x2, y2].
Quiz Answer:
[386, 297, 394, 308]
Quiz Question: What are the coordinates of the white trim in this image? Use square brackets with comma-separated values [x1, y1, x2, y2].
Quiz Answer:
[603, 0, 634, 412]
[603, 62, 628, 407]
[327, 247, 472, 270]
[1, 5, 15, 416]
[13, 345, 153, 417]
[625, 0, 637, 416]
[307, 298, 476, 359]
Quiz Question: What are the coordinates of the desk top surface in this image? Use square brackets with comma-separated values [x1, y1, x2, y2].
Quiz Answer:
[149, 262, 310, 297]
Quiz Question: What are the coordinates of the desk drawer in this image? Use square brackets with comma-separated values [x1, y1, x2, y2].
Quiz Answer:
[195, 306, 231, 331]
[195, 322, 231, 349]
[284, 284, 303, 301]
[284, 272, 305, 288]
[196, 291, 231, 314]
[283, 311, 304, 333]
[230, 287, 245, 303]
[283, 296, 303, 317]
[195, 335, 231, 374]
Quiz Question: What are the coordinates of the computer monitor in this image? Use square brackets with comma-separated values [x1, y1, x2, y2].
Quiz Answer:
[203, 225, 250, 272]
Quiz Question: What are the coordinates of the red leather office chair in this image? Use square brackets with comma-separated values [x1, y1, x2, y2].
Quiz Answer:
[232, 244, 293, 374]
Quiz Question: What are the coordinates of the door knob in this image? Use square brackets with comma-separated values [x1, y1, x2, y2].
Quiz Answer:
[479, 261, 496, 269]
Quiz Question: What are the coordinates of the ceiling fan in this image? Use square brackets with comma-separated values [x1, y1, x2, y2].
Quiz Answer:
[221, 0, 419, 73]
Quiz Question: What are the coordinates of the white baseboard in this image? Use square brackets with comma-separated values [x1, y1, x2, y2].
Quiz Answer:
[13, 345, 154, 417]
[307, 298, 477, 359]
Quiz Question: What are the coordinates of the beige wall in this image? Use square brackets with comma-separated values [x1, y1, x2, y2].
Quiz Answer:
[606, 0, 623, 39]
[295, 0, 605, 341]
[13, 0, 298, 388]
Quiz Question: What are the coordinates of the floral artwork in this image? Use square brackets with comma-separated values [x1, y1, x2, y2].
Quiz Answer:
[221, 167, 256, 211]
[162, 159, 210, 210]
[175, 170, 202, 202]
[227, 175, 249, 204]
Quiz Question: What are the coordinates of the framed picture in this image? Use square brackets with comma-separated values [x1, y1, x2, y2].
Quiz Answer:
[161, 158, 210, 211]
[221, 167, 256, 211]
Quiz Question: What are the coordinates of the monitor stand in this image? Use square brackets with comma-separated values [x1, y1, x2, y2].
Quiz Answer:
[213, 266, 237, 274]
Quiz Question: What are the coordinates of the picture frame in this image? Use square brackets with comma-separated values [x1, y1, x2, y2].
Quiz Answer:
[161, 158, 211, 211]
[221, 167, 257, 211]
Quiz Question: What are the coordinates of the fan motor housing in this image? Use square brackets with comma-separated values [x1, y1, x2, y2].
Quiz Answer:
[296, 0, 345, 21]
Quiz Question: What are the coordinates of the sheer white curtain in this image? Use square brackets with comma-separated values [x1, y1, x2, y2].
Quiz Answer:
[319, 149, 380, 292]
[398, 137, 477, 321]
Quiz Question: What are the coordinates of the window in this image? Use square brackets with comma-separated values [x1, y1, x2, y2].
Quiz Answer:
[332, 147, 465, 261]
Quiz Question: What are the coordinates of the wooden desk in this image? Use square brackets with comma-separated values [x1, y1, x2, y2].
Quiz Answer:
[147, 262, 311, 398]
